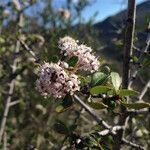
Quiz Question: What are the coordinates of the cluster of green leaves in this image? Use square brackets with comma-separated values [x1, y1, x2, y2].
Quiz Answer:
[89, 68, 150, 111]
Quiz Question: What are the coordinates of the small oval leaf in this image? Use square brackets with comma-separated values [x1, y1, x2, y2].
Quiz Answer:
[88, 101, 108, 109]
[90, 86, 112, 94]
[91, 72, 108, 86]
[53, 120, 69, 135]
[119, 89, 138, 97]
[67, 56, 78, 67]
[55, 95, 73, 113]
[55, 105, 64, 113]
[110, 72, 122, 91]
[120, 102, 150, 110]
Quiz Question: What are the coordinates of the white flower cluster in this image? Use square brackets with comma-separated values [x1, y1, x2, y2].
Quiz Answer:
[36, 62, 80, 98]
[58, 36, 100, 72]
[58, 36, 78, 56]
[36, 36, 100, 98]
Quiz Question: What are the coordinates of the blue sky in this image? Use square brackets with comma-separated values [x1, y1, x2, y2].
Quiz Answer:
[23, 0, 147, 23]
[81, 0, 146, 22]
[52, 0, 146, 23]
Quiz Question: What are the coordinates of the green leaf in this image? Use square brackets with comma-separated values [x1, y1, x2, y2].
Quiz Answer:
[69, 124, 77, 132]
[90, 86, 112, 95]
[91, 72, 108, 86]
[141, 55, 150, 66]
[88, 101, 108, 109]
[62, 94, 73, 107]
[53, 120, 69, 135]
[51, 55, 59, 63]
[110, 72, 122, 91]
[67, 56, 78, 67]
[100, 65, 111, 75]
[119, 89, 138, 97]
[88, 102, 108, 109]
[132, 56, 138, 63]
[107, 89, 115, 95]
[55, 105, 64, 113]
[0, 37, 5, 44]
[120, 102, 150, 110]
[78, 75, 88, 83]
[55, 94, 73, 113]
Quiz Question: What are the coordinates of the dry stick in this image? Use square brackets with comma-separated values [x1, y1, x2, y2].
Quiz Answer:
[3, 131, 7, 150]
[74, 94, 111, 129]
[127, 109, 149, 116]
[137, 80, 150, 101]
[113, 1, 136, 150]
[0, 80, 15, 143]
[74, 95, 125, 135]
[19, 39, 40, 64]
[0, 44, 20, 143]
[122, 138, 144, 150]
[0, 1, 24, 143]
[129, 22, 150, 88]
[9, 100, 21, 107]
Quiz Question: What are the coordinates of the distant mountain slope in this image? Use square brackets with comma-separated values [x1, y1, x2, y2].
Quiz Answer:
[93, 0, 150, 73]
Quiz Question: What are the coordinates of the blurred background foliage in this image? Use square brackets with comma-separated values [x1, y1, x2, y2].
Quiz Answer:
[0, 0, 149, 149]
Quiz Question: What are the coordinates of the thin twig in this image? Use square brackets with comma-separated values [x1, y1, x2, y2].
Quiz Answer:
[19, 39, 40, 63]
[129, 22, 150, 88]
[73, 94, 124, 136]
[3, 131, 7, 150]
[127, 109, 149, 116]
[98, 126, 123, 136]
[122, 138, 145, 150]
[73, 94, 111, 130]
[137, 80, 150, 100]
[0, 58, 17, 143]
[9, 100, 21, 107]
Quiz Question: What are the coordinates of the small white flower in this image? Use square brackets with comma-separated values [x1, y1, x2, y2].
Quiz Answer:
[58, 36, 78, 56]
[36, 62, 80, 98]
[58, 36, 100, 72]
[58, 61, 69, 69]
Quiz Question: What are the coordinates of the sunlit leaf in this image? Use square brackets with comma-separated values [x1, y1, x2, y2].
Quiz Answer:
[88, 101, 108, 109]
[120, 101, 150, 109]
[90, 86, 112, 94]
[55, 94, 73, 113]
[119, 89, 138, 97]
[91, 72, 108, 86]
[55, 105, 64, 113]
[110, 72, 122, 91]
